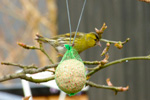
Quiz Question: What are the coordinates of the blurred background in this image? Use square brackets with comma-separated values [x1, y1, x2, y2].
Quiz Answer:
[0, 0, 150, 100]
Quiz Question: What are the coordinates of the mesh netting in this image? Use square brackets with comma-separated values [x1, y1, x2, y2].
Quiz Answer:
[61, 44, 83, 62]
[55, 44, 86, 96]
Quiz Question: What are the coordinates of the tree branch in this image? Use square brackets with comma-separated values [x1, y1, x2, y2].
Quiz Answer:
[0, 72, 24, 82]
[0, 63, 58, 82]
[20, 75, 55, 83]
[1, 55, 150, 82]
[87, 55, 150, 77]
[0, 71, 55, 83]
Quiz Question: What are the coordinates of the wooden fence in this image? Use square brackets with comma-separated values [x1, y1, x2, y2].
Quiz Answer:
[57, 0, 150, 100]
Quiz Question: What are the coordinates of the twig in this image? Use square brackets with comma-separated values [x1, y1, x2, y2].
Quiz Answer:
[46, 69, 55, 73]
[100, 38, 130, 49]
[95, 23, 107, 34]
[27, 63, 58, 73]
[101, 43, 110, 56]
[100, 38, 130, 44]
[95, 23, 107, 39]
[86, 81, 129, 94]
[17, 42, 54, 64]
[39, 42, 54, 64]
[1, 62, 37, 69]
[1, 62, 58, 73]
[84, 54, 109, 66]
[17, 42, 39, 50]
[83, 61, 101, 65]
[86, 67, 96, 71]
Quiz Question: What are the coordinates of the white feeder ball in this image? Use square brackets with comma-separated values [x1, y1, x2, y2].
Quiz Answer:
[55, 59, 86, 94]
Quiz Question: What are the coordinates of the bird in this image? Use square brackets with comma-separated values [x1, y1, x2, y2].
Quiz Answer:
[36, 32, 101, 55]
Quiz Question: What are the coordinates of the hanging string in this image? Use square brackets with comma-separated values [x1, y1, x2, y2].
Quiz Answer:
[72, 0, 87, 46]
[66, 0, 72, 45]
[66, 0, 87, 46]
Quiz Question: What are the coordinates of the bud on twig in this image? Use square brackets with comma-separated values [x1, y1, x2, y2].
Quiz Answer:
[106, 78, 129, 95]
[95, 23, 107, 34]
[17, 42, 39, 49]
[114, 41, 123, 49]
[106, 78, 113, 86]
[106, 42, 110, 46]
[95, 23, 107, 38]
[122, 38, 130, 45]
[101, 43, 110, 56]
[101, 54, 109, 65]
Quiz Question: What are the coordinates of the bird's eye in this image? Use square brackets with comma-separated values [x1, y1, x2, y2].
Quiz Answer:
[95, 35, 99, 41]
[94, 33, 99, 40]
[94, 39, 97, 41]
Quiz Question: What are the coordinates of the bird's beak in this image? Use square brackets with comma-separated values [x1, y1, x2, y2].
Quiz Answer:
[96, 41, 101, 47]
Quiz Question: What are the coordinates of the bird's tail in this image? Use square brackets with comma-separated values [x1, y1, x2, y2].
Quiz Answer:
[35, 34, 52, 43]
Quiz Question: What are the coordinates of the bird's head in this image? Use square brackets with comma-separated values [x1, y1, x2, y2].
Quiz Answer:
[86, 32, 101, 47]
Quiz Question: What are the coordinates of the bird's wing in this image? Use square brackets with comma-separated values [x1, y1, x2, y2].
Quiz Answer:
[52, 32, 85, 39]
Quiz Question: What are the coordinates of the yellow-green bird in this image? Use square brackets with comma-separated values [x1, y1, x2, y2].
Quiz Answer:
[36, 32, 101, 54]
